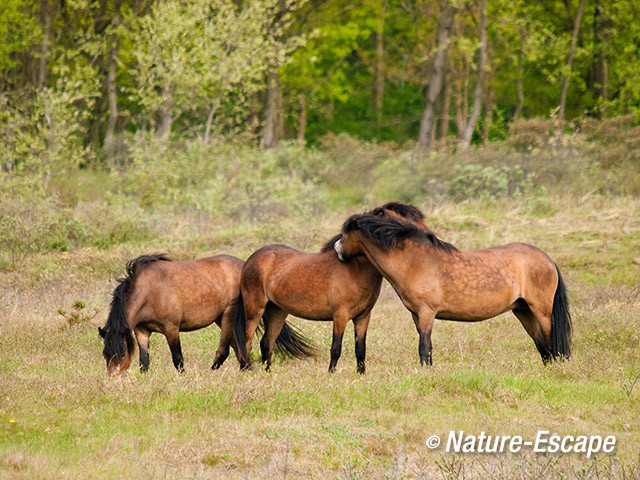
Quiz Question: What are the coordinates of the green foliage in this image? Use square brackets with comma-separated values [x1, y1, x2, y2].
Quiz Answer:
[58, 300, 98, 327]
[447, 164, 532, 201]
[0, 0, 39, 73]
[120, 134, 330, 222]
[129, 0, 302, 137]
[0, 175, 153, 263]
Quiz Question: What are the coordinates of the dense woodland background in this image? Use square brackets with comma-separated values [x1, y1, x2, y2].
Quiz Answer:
[1, 0, 640, 167]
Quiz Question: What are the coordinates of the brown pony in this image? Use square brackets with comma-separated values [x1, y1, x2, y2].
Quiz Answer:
[99, 254, 310, 376]
[234, 203, 427, 374]
[334, 208, 572, 366]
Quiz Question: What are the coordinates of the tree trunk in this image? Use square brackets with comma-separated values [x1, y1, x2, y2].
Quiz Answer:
[157, 87, 173, 139]
[203, 95, 222, 145]
[374, 0, 387, 124]
[481, 87, 494, 142]
[513, 25, 526, 121]
[417, 3, 456, 150]
[593, 0, 610, 102]
[460, 0, 488, 149]
[38, 0, 50, 88]
[558, 0, 586, 124]
[276, 85, 285, 141]
[296, 94, 306, 146]
[457, 58, 470, 134]
[262, 70, 280, 149]
[104, 0, 122, 166]
[439, 60, 451, 139]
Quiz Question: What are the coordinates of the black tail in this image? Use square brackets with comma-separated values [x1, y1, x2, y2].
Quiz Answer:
[234, 292, 317, 366]
[551, 264, 572, 360]
[273, 321, 317, 359]
[233, 292, 250, 368]
[100, 254, 171, 363]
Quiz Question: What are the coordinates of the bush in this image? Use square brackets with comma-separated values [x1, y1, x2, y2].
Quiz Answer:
[120, 134, 332, 223]
[0, 178, 72, 262]
[508, 118, 556, 151]
[447, 164, 532, 201]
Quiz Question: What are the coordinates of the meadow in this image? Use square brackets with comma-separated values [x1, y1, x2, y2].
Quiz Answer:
[1, 132, 640, 478]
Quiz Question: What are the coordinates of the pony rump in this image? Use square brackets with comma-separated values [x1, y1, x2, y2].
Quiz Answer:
[100, 254, 172, 363]
[343, 214, 457, 254]
[551, 264, 572, 360]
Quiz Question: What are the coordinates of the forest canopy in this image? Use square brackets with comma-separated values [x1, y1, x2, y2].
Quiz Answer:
[1, 0, 639, 172]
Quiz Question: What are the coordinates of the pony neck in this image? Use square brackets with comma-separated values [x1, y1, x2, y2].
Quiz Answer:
[357, 237, 410, 289]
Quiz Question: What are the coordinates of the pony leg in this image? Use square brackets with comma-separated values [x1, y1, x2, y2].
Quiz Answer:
[242, 296, 267, 368]
[513, 306, 552, 364]
[412, 311, 435, 366]
[212, 307, 235, 370]
[165, 328, 184, 372]
[134, 327, 151, 373]
[328, 313, 350, 373]
[260, 305, 288, 372]
[353, 311, 372, 375]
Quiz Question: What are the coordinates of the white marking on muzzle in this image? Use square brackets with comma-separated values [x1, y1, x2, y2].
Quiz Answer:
[334, 239, 345, 262]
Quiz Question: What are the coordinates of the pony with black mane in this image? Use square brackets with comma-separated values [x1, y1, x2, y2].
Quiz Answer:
[335, 209, 572, 366]
[235, 202, 429, 374]
[99, 253, 311, 376]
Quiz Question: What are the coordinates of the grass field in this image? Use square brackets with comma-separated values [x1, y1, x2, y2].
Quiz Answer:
[1, 195, 639, 479]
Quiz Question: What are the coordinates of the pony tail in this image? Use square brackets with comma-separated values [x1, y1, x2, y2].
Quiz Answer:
[551, 265, 572, 360]
[233, 292, 251, 369]
[274, 322, 317, 359]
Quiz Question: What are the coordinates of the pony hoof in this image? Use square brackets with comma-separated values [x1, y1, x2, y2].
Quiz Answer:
[211, 363, 221, 370]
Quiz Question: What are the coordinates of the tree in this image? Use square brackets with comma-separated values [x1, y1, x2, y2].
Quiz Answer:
[558, 0, 586, 123]
[130, 0, 283, 140]
[460, 0, 488, 148]
[417, 3, 456, 150]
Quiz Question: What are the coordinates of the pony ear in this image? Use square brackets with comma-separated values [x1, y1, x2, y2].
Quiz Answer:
[98, 327, 106, 338]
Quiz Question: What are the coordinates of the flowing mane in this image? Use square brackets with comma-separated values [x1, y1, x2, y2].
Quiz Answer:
[322, 202, 427, 253]
[101, 254, 172, 362]
[369, 202, 425, 224]
[342, 213, 457, 254]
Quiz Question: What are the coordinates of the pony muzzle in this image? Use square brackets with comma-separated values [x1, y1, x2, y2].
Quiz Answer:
[334, 239, 346, 262]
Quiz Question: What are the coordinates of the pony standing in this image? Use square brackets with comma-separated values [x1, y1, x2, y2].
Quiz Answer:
[334, 209, 572, 366]
[235, 203, 427, 374]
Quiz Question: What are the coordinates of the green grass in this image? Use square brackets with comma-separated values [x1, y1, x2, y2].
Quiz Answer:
[1, 196, 639, 478]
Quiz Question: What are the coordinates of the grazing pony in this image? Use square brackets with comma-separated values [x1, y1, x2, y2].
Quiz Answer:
[234, 202, 427, 374]
[334, 210, 572, 366]
[99, 254, 309, 376]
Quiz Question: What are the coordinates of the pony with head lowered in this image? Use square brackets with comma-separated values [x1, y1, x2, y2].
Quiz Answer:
[99, 253, 311, 376]
[334, 206, 572, 366]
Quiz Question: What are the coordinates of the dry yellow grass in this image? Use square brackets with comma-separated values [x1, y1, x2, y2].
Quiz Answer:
[1, 196, 639, 479]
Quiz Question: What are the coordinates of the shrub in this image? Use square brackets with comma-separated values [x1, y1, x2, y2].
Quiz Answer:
[508, 118, 556, 151]
[0, 178, 72, 262]
[447, 164, 532, 201]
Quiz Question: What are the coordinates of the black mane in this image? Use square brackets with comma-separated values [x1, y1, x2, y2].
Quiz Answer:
[101, 254, 172, 361]
[342, 213, 457, 254]
[369, 202, 425, 223]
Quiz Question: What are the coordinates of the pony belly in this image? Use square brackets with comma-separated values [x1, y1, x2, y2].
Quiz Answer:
[435, 301, 516, 322]
[274, 302, 334, 321]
